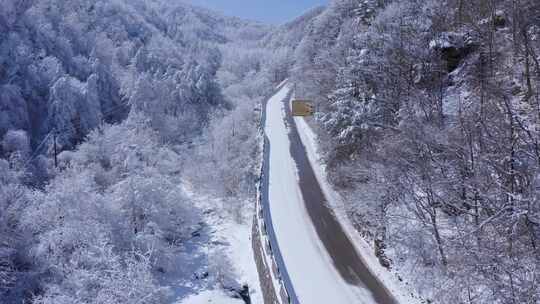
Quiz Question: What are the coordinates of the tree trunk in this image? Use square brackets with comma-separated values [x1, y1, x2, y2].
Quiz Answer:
[430, 207, 448, 266]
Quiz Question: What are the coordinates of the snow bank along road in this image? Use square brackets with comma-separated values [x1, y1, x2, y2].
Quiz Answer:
[264, 84, 398, 304]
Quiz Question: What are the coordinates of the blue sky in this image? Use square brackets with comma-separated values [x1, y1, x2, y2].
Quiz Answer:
[184, 0, 329, 24]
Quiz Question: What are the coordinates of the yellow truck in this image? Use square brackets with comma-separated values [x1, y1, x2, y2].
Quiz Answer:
[291, 100, 314, 116]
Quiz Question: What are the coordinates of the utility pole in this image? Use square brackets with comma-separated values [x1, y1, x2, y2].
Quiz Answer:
[52, 103, 59, 168]
[53, 128, 58, 168]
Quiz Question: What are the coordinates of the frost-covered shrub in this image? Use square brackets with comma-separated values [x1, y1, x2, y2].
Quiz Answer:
[0, 86, 29, 139]
[49, 75, 102, 148]
[1, 129, 31, 172]
[0, 159, 33, 302]
[184, 42, 275, 210]
[17, 113, 200, 302]
[33, 242, 170, 304]
[2, 129, 30, 157]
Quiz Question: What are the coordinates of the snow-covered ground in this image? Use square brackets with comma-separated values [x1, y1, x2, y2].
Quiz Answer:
[265, 85, 373, 303]
[181, 290, 243, 304]
[294, 105, 423, 304]
[173, 182, 263, 304]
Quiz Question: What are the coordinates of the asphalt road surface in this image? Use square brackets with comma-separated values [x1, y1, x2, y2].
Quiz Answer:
[276, 89, 398, 304]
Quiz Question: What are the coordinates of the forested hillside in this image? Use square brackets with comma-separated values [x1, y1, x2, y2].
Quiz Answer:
[275, 0, 540, 302]
[0, 0, 276, 303]
[0, 0, 269, 152]
[2, 0, 540, 303]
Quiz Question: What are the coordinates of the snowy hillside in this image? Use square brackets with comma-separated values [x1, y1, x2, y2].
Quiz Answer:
[1, 0, 539, 304]
[277, 0, 540, 303]
[0, 0, 269, 154]
[0, 0, 274, 303]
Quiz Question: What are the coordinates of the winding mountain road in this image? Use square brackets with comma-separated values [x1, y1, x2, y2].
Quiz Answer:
[263, 84, 398, 304]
